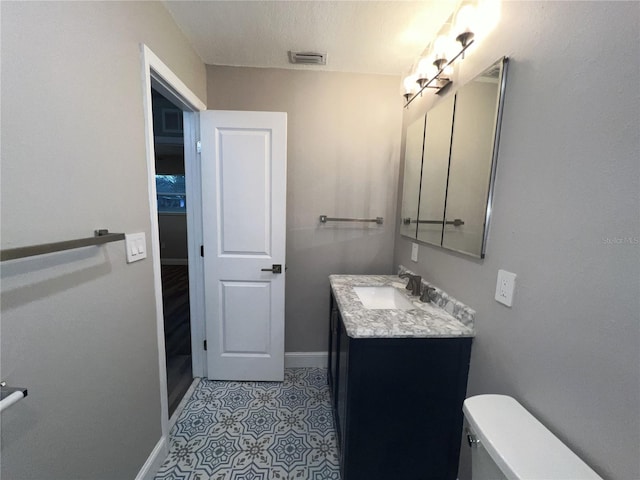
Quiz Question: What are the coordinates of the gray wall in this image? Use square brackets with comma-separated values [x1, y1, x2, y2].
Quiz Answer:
[207, 66, 402, 352]
[394, 2, 639, 479]
[1, 2, 206, 479]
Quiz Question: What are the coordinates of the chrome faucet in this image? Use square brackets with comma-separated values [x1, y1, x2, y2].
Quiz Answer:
[420, 286, 437, 303]
[399, 273, 422, 296]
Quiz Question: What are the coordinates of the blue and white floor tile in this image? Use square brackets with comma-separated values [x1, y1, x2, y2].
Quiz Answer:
[156, 368, 341, 480]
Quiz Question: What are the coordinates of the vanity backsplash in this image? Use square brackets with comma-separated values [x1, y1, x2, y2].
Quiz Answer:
[398, 264, 475, 328]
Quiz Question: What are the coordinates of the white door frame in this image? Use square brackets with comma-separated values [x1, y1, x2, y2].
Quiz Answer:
[140, 44, 206, 452]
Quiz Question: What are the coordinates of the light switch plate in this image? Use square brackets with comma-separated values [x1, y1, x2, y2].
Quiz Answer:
[125, 232, 147, 263]
[495, 269, 516, 307]
[411, 243, 419, 262]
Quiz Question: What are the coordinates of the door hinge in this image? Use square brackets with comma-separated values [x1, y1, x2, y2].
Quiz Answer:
[196, 140, 202, 154]
[200, 245, 204, 257]
[203, 340, 207, 351]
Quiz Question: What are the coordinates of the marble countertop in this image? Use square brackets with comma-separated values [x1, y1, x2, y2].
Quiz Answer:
[330, 274, 475, 339]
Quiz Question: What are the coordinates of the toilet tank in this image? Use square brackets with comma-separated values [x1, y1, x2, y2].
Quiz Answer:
[463, 395, 603, 480]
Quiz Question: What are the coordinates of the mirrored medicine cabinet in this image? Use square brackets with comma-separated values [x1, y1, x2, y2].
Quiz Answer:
[400, 57, 508, 258]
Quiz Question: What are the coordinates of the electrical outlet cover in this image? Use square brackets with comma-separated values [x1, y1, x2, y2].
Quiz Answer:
[495, 269, 516, 307]
[411, 243, 419, 262]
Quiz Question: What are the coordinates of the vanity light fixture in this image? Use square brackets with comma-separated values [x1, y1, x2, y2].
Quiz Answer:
[432, 33, 453, 71]
[402, 0, 500, 107]
[416, 58, 436, 88]
[454, 4, 476, 48]
[402, 74, 420, 102]
[415, 58, 451, 91]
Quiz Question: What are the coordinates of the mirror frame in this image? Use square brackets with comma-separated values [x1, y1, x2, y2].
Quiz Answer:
[399, 57, 509, 259]
[479, 57, 509, 257]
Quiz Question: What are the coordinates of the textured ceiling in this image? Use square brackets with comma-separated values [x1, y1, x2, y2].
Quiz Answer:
[163, 1, 459, 76]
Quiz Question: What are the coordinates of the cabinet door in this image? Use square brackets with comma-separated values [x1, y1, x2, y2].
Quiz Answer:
[328, 293, 340, 416]
[336, 317, 350, 463]
[342, 337, 472, 480]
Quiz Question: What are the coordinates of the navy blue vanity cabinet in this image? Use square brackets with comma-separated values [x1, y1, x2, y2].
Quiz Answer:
[328, 291, 472, 480]
[328, 293, 339, 408]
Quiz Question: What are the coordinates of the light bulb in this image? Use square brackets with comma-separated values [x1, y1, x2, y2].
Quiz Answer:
[455, 4, 476, 48]
[416, 57, 438, 84]
[417, 57, 431, 76]
[455, 4, 476, 35]
[403, 75, 417, 93]
[433, 35, 450, 61]
[475, 0, 501, 39]
[432, 34, 455, 70]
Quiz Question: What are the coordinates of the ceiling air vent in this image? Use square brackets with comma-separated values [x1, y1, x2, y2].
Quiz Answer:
[288, 51, 327, 65]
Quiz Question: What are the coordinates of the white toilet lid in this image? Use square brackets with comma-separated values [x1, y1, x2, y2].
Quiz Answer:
[463, 394, 603, 480]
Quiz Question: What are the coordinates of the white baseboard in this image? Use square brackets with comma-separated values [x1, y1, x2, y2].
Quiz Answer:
[169, 378, 200, 431]
[284, 351, 328, 368]
[136, 436, 168, 480]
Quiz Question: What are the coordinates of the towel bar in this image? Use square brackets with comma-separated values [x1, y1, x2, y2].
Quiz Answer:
[0, 382, 28, 413]
[319, 215, 383, 225]
[1, 230, 125, 262]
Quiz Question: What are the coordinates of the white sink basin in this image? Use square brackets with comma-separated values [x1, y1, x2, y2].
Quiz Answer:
[353, 286, 415, 310]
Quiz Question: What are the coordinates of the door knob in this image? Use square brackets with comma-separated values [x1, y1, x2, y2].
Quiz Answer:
[261, 264, 282, 274]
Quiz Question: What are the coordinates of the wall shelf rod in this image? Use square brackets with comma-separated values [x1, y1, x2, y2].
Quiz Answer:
[319, 215, 383, 225]
[0, 230, 125, 262]
[0, 382, 28, 414]
[403, 218, 464, 226]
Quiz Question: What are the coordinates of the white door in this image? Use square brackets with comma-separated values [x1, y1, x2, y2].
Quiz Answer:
[200, 110, 287, 381]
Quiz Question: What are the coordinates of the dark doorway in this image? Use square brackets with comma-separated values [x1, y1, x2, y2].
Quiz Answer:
[151, 88, 193, 416]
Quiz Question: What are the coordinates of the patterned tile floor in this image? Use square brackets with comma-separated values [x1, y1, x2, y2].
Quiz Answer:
[155, 368, 341, 480]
